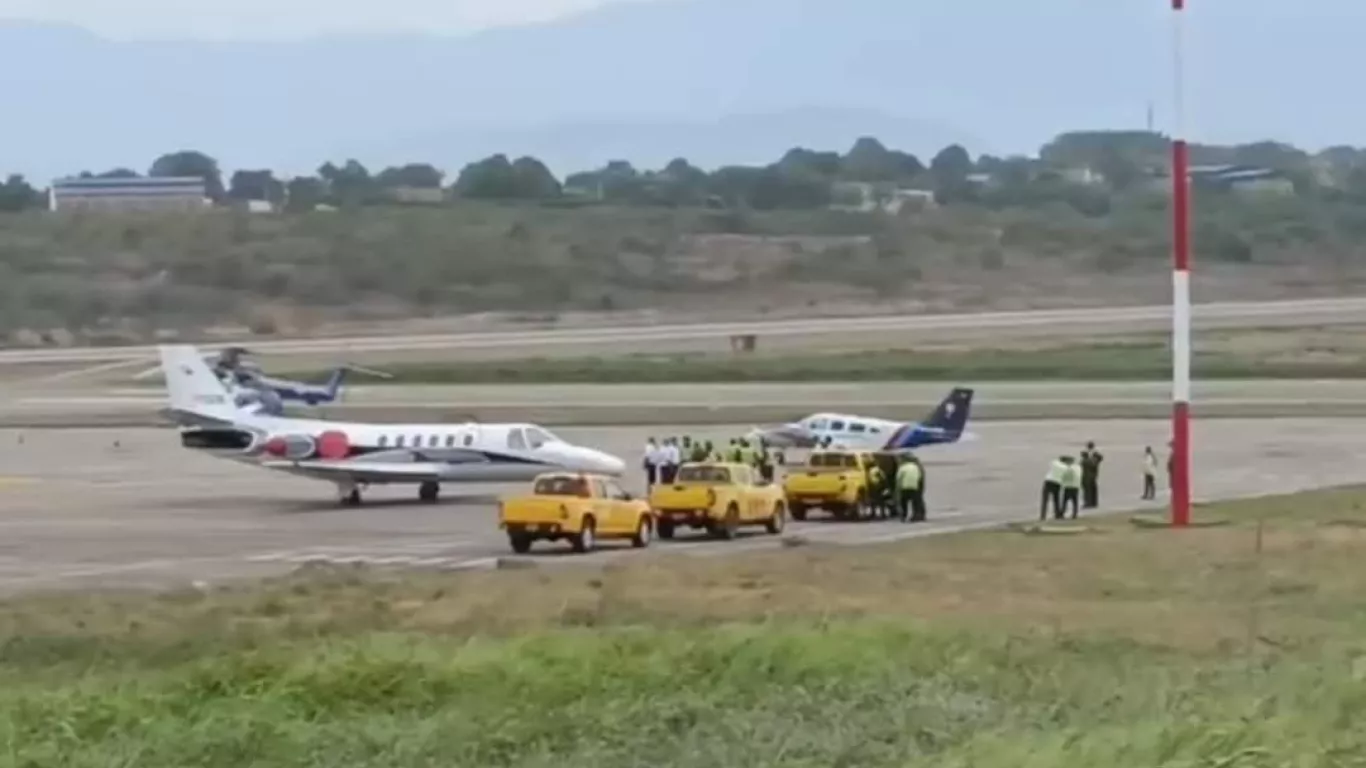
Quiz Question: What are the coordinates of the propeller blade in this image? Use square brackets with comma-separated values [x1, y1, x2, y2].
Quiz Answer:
[342, 364, 395, 379]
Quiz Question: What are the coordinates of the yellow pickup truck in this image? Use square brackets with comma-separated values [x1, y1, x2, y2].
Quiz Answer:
[782, 450, 878, 521]
[499, 472, 654, 554]
[648, 462, 787, 540]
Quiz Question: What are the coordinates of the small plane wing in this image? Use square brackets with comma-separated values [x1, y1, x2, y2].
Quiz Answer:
[263, 460, 448, 484]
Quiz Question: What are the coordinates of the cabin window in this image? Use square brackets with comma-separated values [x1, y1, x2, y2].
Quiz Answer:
[428, 435, 440, 448]
[507, 429, 528, 451]
[445, 435, 456, 447]
[463, 433, 474, 446]
[829, 420, 847, 432]
[378, 436, 388, 447]
[411, 435, 421, 448]
[807, 418, 828, 431]
[395, 435, 405, 447]
[849, 422, 868, 433]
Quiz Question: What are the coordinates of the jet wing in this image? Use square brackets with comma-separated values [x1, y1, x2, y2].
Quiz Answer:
[263, 460, 447, 484]
[258, 446, 556, 485]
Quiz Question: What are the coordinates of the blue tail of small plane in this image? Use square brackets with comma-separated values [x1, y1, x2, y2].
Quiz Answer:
[881, 387, 975, 451]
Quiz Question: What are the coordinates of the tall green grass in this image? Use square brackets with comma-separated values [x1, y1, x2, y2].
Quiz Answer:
[6, 621, 1365, 767]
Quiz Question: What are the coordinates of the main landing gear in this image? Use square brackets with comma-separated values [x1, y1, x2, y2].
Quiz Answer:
[334, 481, 441, 506]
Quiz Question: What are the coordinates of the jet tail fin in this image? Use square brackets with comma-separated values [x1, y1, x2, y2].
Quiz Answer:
[159, 345, 241, 423]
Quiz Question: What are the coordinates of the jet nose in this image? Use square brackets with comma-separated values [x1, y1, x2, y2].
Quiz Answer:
[593, 449, 627, 476]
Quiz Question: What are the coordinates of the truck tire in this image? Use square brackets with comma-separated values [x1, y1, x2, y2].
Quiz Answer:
[571, 516, 597, 553]
[658, 521, 676, 540]
[765, 503, 786, 535]
[508, 532, 533, 554]
[790, 503, 808, 522]
[711, 504, 740, 540]
[631, 516, 653, 548]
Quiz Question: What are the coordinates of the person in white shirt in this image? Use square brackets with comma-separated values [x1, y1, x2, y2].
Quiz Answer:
[661, 438, 682, 484]
[643, 438, 659, 486]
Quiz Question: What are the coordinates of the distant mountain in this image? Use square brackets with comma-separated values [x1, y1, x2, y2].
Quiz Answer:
[2, 0, 1364, 180]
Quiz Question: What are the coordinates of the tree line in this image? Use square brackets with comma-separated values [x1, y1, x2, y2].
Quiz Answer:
[6, 130, 1366, 215]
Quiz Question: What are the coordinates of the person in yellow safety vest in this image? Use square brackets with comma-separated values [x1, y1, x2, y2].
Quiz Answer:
[1141, 446, 1158, 500]
[866, 462, 888, 517]
[1041, 455, 1068, 521]
[1059, 456, 1082, 519]
[895, 457, 925, 523]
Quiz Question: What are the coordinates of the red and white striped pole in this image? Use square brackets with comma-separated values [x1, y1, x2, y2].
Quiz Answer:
[1170, 0, 1191, 527]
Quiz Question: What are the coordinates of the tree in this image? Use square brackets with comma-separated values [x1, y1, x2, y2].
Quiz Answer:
[284, 176, 326, 212]
[929, 144, 974, 202]
[97, 168, 140, 178]
[511, 156, 561, 198]
[375, 163, 444, 189]
[778, 147, 842, 177]
[453, 154, 560, 199]
[656, 158, 709, 206]
[228, 169, 284, 203]
[318, 159, 375, 204]
[149, 150, 224, 200]
[0, 175, 39, 212]
[841, 137, 897, 181]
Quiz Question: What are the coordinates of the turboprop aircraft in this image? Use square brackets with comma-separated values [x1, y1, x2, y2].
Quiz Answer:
[158, 345, 626, 506]
[746, 387, 975, 452]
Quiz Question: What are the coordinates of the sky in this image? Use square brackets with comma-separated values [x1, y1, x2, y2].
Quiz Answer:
[0, 0, 653, 39]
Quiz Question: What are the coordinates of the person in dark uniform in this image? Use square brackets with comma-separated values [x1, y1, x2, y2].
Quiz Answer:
[1080, 441, 1103, 509]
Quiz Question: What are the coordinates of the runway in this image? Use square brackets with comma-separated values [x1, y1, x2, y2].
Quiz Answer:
[6, 380, 1366, 427]
[5, 297, 1366, 369]
[2, 417, 1364, 593]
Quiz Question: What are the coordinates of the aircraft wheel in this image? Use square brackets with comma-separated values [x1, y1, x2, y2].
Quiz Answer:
[341, 488, 362, 507]
[418, 481, 440, 503]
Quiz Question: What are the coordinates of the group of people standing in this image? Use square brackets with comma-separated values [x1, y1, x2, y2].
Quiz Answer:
[1039, 442, 1105, 520]
[642, 435, 784, 487]
[1041, 441, 1172, 520]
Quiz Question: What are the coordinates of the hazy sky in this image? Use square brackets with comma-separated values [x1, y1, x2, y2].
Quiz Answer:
[0, 0, 652, 39]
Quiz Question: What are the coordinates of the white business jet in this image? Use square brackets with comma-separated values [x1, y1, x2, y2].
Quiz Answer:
[158, 345, 626, 506]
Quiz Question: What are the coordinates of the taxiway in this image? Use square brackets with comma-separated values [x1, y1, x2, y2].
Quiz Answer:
[2, 417, 1363, 593]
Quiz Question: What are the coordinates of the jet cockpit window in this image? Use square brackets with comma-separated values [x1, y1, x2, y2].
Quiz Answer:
[507, 429, 528, 451]
[524, 427, 558, 448]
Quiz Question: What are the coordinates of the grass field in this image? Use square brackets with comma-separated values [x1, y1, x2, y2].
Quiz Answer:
[5, 488, 1366, 765]
[280, 328, 1366, 383]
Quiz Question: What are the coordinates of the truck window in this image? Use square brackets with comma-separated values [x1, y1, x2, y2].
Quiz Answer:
[677, 465, 731, 483]
[809, 452, 858, 468]
[603, 480, 631, 500]
[533, 475, 588, 496]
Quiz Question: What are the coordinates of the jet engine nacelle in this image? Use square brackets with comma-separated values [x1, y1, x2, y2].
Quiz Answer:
[263, 433, 317, 460]
[181, 427, 262, 454]
[261, 430, 351, 461]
